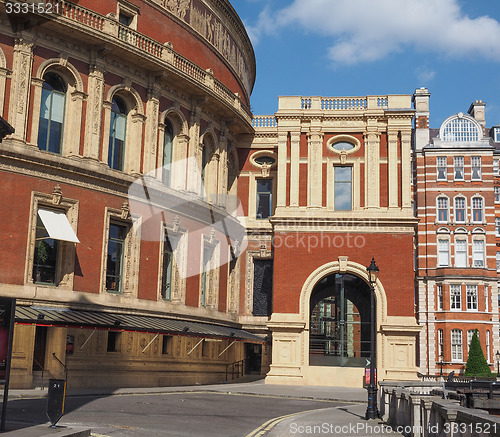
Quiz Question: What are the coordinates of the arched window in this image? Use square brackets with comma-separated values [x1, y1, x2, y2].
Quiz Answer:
[38, 72, 66, 154]
[108, 96, 128, 171]
[437, 196, 449, 222]
[471, 196, 483, 222]
[454, 196, 466, 223]
[162, 120, 174, 186]
[441, 114, 481, 142]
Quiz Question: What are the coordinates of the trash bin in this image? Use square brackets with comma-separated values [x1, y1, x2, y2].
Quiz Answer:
[46, 379, 66, 427]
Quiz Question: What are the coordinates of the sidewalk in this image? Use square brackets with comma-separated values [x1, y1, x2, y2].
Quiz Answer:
[3, 380, 402, 436]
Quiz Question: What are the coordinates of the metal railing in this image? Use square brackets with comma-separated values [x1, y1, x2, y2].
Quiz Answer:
[225, 358, 247, 382]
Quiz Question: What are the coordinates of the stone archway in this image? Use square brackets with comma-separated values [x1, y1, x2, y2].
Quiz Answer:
[266, 258, 420, 387]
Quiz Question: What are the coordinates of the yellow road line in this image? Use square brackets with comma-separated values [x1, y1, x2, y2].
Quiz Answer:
[245, 409, 320, 437]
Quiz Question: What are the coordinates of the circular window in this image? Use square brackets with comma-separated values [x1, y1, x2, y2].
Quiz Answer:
[254, 155, 276, 166]
[251, 152, 277, 169]
[332, 141, 355, 152]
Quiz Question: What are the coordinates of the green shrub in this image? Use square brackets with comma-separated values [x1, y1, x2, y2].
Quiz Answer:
[464, 330, 492, 378]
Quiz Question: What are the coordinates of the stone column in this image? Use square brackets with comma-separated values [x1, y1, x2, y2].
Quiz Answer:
[401, 129, 412, 208]
[364, 130, 381, 208]
[290, 131, 300, 207]
[276, 131, 288, 209]
[388, 129, 399, 208]
[83, 60, 106, 160]
[218, 128, 228, 207]
[143, 83, 160, 175]
[126, 112, 146, 175]
[307, 129, 323, 208]
[100, 100, 112, 164]
[174, 134, 189, 190]
[29, 78, 44, 146]
[187, 107, 201, 193]
[9, 37, 34, 142]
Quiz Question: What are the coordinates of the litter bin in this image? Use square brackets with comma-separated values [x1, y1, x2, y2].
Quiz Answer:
[46, 379, 66, 427]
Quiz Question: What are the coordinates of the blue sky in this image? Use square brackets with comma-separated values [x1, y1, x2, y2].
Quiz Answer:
[232, 0, 500, 128]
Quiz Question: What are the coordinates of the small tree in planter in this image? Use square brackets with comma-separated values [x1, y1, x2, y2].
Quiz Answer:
[464, 330, 492, 378]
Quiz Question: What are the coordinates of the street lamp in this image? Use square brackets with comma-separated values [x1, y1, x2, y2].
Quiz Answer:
[365, 257, 379, 420]
[496, 351, 500, 377]
[438, 354, 444, 377]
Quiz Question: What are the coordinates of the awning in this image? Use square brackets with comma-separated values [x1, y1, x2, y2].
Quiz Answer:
[15, 306, 266, 343]
[38, 209, 80, 243]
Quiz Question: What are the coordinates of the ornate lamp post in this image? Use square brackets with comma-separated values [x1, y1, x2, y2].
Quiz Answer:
[496, 351, 500, 377]
[365, 257, 379, 420]
[438, 354, 444, 377]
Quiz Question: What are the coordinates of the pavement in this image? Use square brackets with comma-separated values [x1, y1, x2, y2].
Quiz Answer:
[1, 379, 403, 436]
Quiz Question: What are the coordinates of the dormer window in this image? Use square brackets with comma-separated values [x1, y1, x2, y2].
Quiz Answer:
[440, 113, 481, 142]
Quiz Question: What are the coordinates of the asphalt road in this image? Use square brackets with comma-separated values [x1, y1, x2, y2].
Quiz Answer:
[6, 391, 350, 436]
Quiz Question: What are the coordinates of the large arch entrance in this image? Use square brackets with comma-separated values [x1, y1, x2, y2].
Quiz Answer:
[309, 273, 372, 368]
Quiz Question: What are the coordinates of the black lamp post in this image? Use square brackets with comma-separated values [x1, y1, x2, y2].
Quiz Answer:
[365, 257, 379, 420]
[496, 351, 500, 377]
[438, 354, 444, 377]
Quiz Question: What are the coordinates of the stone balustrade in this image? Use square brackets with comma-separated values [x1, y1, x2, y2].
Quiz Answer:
[380, 381, 500, 437]
[277, 95, 412, 112]
[31, 0, 252, 124]
[252, 115, 277, 128]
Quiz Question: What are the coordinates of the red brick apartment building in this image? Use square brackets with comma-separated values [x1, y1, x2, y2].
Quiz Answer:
[414, 88, 499, 376]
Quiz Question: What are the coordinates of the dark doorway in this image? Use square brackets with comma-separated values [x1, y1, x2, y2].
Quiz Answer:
[33, 326, 47, 371]
[309, 273, 372, 368]
[245, 343, 262, 374]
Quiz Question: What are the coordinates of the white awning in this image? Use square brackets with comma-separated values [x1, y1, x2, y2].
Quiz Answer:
[38, 209, 80, 243]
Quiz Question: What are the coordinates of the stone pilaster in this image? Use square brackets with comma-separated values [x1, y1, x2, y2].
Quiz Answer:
[388, 130, 399, 208]
[290, 131, 300, 206]
[187, 107, 201, 193]
[83, 60, 105, 160]
[66, 90, 86, 156]
[276, 132, 288, 209]
[143, 82, 160, 175]
[9, 37, 34, 142]
[401, 130, 412, 208]
[364, 129, 380, 208]
[307, 129, 323, 208]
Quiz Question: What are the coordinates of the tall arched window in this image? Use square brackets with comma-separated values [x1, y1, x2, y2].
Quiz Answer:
[38, 72, 66, 154]
[440, 114, 481, 142]
[162, 120, 173, 186]
[108, 96, 127, 171]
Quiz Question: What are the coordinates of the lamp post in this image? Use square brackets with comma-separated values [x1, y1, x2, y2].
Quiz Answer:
[438, 354, 444, 377]
[496, 351, 500, 377]
[365, 257, 379, 420]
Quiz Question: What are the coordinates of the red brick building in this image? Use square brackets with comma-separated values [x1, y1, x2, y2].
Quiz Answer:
[414, 88, 499, 376]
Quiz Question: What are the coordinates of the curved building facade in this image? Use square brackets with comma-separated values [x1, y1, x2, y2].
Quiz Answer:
[0, 0, 268, 388]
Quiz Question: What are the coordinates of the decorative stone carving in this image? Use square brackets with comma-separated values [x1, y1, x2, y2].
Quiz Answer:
[52, 185, 63, 205]
[121, 201, 130, 219]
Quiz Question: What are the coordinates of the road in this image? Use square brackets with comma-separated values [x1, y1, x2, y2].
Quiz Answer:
[6, 391, 351, 436]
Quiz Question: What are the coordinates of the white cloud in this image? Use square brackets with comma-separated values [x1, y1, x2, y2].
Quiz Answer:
[416, 68, 436, 84]
[250, 0, 500, 64]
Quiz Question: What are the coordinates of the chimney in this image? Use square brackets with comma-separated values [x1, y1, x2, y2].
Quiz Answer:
[468, 100, 486, 134]
[413, 87, 430, 151]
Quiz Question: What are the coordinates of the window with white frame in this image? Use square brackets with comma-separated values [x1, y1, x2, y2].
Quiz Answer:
[450, 284, 461, 310]
[437, 197, 449, 222]
[454, 156, 464, 180]
[334, 166, 352, 211]
[494, 128, 500, 143]
[485, 287, 489, 312]
[451, 329, 463, 362]
[438, 329, 444, 358]
[437, 156, 447, 180]
[495, 187, 500, 203]
[496, 218, 500, 237]
[466, 285, 478, 311]
[437, 284, 443, 311]
[454, 197, 466, 222]
[473, 239, 485, 267]
[497, 252, 500, 272]
[472, 197, 483, 222]
[455, 239, 467, 267]
[442, 116, 480, 142]
[471, 156, 482, 180]
[467, 330, 474, 352]
[438, 239, 450, 267]
[487, 330, 491, 362]
[494, 158, 500, 175]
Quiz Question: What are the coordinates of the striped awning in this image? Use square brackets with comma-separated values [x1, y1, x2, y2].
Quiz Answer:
[15, 306, 265, 343]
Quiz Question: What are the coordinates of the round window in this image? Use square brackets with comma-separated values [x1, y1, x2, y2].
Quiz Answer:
[332, 141, 355, 151]
[254, 155, 276, 166]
